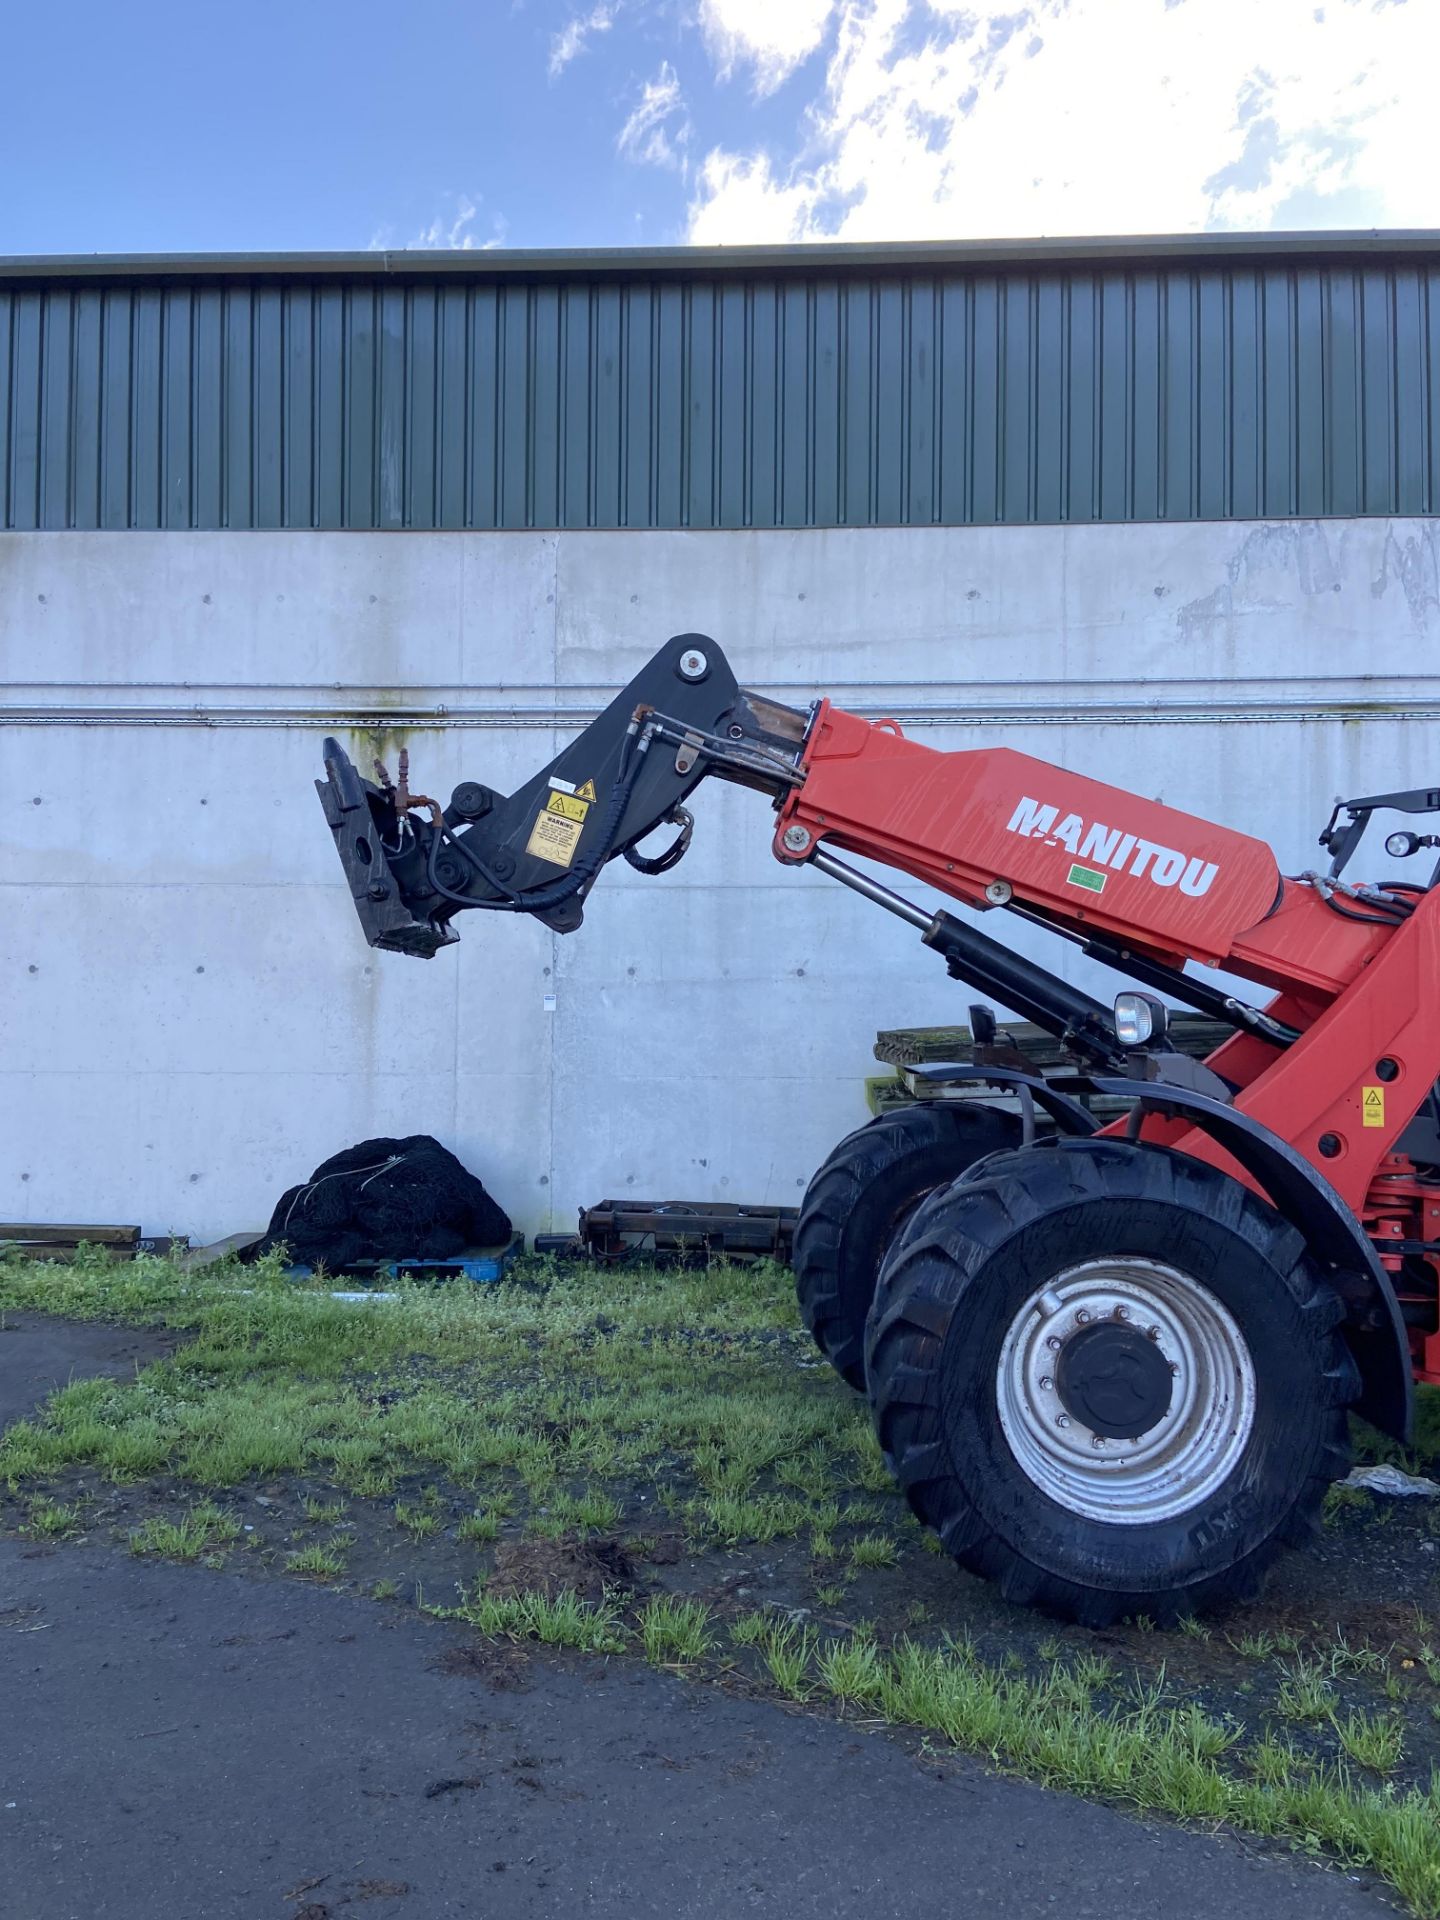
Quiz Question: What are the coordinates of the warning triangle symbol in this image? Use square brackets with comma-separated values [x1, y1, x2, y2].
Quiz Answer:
[575, 779, 597, 803]
[1364, 1088, 1383, 1106]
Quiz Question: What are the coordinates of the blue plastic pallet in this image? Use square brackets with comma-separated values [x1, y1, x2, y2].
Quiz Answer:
[287, 1231, 525, 1290]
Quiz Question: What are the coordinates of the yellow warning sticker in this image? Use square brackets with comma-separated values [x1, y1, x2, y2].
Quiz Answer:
[546, 790, 590, 823]
[575, 778, 597, 803]
[1362, 1085, 1385, 1128]
[526, 809, 583, 868]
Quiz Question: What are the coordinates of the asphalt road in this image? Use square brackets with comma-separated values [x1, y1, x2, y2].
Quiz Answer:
[1, 1539, 1396, 1920]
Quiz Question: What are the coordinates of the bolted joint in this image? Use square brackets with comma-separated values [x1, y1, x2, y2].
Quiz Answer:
[450, 781, 492, 821]
[781, 824, 813, 855]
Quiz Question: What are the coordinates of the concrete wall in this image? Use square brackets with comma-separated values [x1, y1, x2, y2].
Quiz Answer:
[3, 518, 1438, 1243]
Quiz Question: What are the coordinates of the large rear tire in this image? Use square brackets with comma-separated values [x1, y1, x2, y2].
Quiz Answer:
[866, 1137, 1357, 1624]
[793, 1102, 1019, 1390]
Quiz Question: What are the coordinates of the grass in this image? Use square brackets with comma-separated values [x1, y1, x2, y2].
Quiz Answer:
[532, 1490, 620, 1537]
[1334, 1708, 1406, 1775]
[762, 1618, 818, 1697]
[639, 1595, 714, 1664]
[287, 1541, 348, 1580]
[818, 1629, 885, 1703]
[5, 1248, 1440, 1916]
[1275, 1656, 1338, 1726]
[456, 1509, 502, 1544]
[697, 1491, 815, 1545]
[728, 1613, 770, 1649]
[129, 1501, 240, 1560]
[0, 1250, 869, 1555]
[23, 1496, 83, 1538]
[302, 1496, 348, 1524]
[849, 1531, 900, 1570]
[439, 1584, 628, 1655]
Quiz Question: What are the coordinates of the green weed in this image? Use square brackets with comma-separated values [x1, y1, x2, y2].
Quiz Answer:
[1333, 1708, 1405, 1775]
[287, 1541, 347, 1579]
[23, 1497, 82, 1539]
[129, 1502, 240, 1561]
[762, 1619, 818, 1698]
[849, 1532, 900, 1570]
[532, 1490, 620, 1537]
[699, 1491, 811, 1545]
[817, 1632, 885, 1705]
[639, 1596, 714, 1664]
[456, 1510, 502, 1544]
[444, 1585, 627, 1655]
[1275, 1657, 1338, 1726]
[302, 1496, 348, 1524]
[728, 1613, 770, 1649]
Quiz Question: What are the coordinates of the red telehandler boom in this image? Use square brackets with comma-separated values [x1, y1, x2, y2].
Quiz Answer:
[317, 633, 1434, 1623]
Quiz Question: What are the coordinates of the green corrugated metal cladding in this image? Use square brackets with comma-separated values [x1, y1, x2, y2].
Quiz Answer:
[1, 238, 1437, 531]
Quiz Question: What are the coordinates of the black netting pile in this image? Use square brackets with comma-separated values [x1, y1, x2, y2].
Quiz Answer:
[252, 1134, 512, 1271]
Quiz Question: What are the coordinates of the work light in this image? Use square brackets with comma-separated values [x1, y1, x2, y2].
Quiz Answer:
[1113, 992, 1169, 1048]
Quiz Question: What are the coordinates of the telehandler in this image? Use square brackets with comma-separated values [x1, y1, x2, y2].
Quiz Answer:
[317, 633, 1435, 1623]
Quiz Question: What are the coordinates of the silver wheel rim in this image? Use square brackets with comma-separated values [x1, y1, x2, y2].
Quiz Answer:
[995, 1257, 1257, 1526]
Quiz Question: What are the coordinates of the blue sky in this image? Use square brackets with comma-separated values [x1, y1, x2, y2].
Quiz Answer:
[1, 0, 1432, 258]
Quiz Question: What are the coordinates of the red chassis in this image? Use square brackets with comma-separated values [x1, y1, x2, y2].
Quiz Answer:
[775, 700, 1439, 1392]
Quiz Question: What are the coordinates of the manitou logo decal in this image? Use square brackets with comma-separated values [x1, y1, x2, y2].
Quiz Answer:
[1005, 797, 1220, 898]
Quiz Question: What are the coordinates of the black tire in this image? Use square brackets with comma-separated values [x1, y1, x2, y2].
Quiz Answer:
[866, 1137, 1357, 1624]
[793, 1102, 1020, 1390]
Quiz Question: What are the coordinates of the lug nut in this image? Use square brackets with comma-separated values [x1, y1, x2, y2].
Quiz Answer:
[1046, 1335, 1061, 1350]
[1090, 1435, 1106, 1449]
[1114, 1305, 1129, 1320]
[1038, 1376, 1053, 1391]
[1146, 1325, 1160, 1340]
[1056, 1415, 1071, 1429]
[1075, 1308, 1091, 1325]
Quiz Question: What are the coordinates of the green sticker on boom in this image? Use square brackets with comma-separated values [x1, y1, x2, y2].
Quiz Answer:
[1066, 863, 1107, 894]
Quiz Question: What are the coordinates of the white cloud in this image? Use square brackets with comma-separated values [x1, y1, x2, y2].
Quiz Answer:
[699, 0, 838, 95]
[687, 0, 1440, 244]
[550, 3, 617, 78]
[618, 61, 693, 171]
[369, 195, 507, 253]
[410, 194, 484, 250]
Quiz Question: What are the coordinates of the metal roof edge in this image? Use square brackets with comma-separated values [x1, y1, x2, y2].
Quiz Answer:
[2, 230, 1438, 286]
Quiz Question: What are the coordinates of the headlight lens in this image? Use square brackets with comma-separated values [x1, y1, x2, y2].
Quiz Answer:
[1114, 992, 1168, 1048]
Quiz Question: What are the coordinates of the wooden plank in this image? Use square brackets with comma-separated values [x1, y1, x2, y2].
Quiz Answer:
[0, 1223, 139, 1246]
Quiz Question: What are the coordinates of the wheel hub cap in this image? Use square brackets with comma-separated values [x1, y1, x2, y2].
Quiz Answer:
[995, 1257, 1257, 1526]
[1056, 1320, 1174, 1438]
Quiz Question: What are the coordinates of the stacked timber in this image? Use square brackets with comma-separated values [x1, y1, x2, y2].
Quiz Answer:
[868, 1014, 1235, 1119]
[0, 1224, 141, 1261]
[873, 1015, 1233, 1070]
